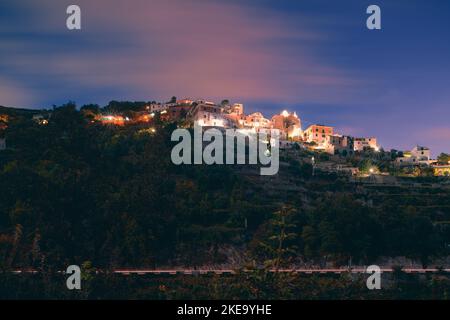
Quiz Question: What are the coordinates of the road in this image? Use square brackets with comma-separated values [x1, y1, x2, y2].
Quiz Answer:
[112, 268, 450, 275]
[9, 268, 449, 275]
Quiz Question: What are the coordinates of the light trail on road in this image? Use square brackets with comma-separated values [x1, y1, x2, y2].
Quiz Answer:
[8, 268, 450, 276]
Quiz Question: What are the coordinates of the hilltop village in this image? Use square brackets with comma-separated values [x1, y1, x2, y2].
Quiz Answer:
[1, 99, 450, 178]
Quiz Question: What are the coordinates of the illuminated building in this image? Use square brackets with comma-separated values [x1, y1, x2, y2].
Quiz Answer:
[147, 103, 167, 113]
[411, 145, 431, 161]
[32, 114, 51, 125]
[99, 115, 125, 126]
[325, 134, 353, 155]
[241, 112, 273, 137]
[223, 103, 245, 128]
[433, 165, 450, 176]
[177, 99, 194, 106]
[396, 146, 431, 166]
[271, 110, 302, 140]
[303, 124, 334, 145]
[188, 102, 233, 128]
[244, 112, 271, 129]
[353, 137, 379, 152]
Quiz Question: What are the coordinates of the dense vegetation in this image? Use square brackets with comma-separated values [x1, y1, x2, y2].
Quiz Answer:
[1, 103, 449, 298]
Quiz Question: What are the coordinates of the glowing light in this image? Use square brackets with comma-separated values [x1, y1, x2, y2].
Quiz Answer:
[281, 110, 289, 117]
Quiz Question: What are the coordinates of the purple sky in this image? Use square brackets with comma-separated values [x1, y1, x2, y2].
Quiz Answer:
[1, 0, 449, 155]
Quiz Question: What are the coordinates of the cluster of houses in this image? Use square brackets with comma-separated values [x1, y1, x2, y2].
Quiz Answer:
[144, 98, 450, 176]
[1, 99, 449, 177]
[144, 99, 380, 156]
[392, 145, 450, 176]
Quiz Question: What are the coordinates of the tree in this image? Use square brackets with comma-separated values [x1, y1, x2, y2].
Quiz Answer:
[305, 195, 382, 265]
[437, 153, 450, 165]
[259, 205, 298, 270]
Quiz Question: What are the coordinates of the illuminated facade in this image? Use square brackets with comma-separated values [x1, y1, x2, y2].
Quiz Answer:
[271, 110, 302, 140]
[396, 146, 431, 166]
[147, 103, 168, 113]
[433, 165, 450, 176]
[177, 99, 194, 106]
[304, 124, 334, 145]
[353, 137, 379, 152]
[325, 134, 352, 154]
[223, 103, 245, 128]
[188, 102, 233, 128]
[411, 145, 431, 161]
[244, 112, 271, 129]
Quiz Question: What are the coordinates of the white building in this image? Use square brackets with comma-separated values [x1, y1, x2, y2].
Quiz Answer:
[244, 112, 272, 130]
[325, 135, 351, 155]
[396, 146, 431, 166]
[353, 137, 379, 152]
[411, 145, 431, 161]
[147, 103, 168, 113]
[188, 102, 233, 128]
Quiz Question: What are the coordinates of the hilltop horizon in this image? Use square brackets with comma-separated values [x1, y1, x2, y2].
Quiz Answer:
[1, 99, 449, 158]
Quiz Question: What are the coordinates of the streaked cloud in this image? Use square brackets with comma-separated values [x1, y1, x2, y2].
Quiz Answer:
[0, 0, 359, 107]
[0, 78, 36, 108]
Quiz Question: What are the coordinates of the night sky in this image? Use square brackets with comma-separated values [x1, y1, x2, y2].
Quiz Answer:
[1, 0, 449, 155]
